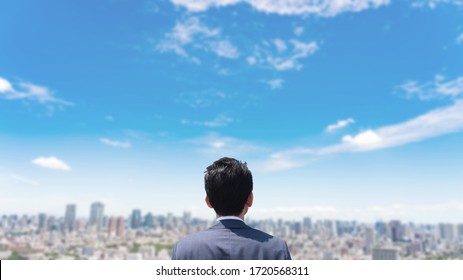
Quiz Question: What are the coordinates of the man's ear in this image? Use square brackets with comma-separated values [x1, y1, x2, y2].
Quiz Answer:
[205, 196, 213, 209]
[246, 192, 253, 207]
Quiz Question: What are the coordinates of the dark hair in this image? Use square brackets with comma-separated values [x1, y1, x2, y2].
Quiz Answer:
[204, 157, 253, 216]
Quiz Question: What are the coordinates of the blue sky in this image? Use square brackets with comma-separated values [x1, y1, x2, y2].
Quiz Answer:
[1, 0, 463, 223]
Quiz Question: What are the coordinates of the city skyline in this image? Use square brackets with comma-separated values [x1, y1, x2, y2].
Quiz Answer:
[2, 204, 462, 260]
[4, 203, 463, 235]
[2, 200, 463, 225]
[1, 1, 463, 223]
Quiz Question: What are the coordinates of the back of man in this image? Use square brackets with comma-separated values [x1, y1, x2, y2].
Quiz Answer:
[172, 219, 291, 260]
[172, 157, 291, 260]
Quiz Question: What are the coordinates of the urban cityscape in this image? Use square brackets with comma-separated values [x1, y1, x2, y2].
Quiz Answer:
[1, 202, 462, 260]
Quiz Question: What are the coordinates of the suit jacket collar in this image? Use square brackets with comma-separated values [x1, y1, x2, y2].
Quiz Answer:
[212, 219, 248, 229]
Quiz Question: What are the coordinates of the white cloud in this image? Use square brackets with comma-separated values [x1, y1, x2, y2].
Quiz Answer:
[294, 26, 304, 36]
[268, 40, 318, 71]
[169, 17, 219, 44]
[341, 129, 381, 146]
[247, 56, 257, 65]
[397, 75, 463, 100]
[273, 38, 287, 52]
[158, 19, 316, 70]
[171, 0, 241, 12]
[263, 78, 284, 90]
[0, 76, 73, 106]
[411, 0, 463, 9]
[182, 115, 234, 127]
[457, 33, 463, 44]
[171, 0, 391, 17]
[31, 156, 71, 171]
[105, 115, 114, 121]
[0, 77, 13, 92]
[156, 17, 219, 62]
[252, 39, 318, 71]
[435, 76, 463, 96]
[157, 17, 240, 61]
[100, 138, 132, 148]
[320, 100, 463, 153]
[188, 133, 266, 156]
[259, 99, 463, 171]
[209, 40, 240, 58]
[325, 118, 355, 133]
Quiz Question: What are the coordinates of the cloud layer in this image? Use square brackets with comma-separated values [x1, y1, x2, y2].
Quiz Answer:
[100, 138, 132, 148]
[259, 99, 463, 171]
[171, 0, 391, 17]
[156, 17, 239, 63]
[397, 75, 463, 101]
[248, 39, 319, 71]
[325, 118, 355, 133]
[182, 115, 234, 127]
[0, 77, 73, 106]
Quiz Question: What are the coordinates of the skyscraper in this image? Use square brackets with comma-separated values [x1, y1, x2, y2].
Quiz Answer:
[303, 217, 312, 233]
[324, 220, 337, 238]
[389, 220, 402, 242]
[108, 216, 117, 237]
[458, 224, 463, 241]
[182, 211, 191, 226]
[89, 202, 105, 231]
[64, 204, 76, 232]
[116, 216, 125, 236]
[375, 221, 388, 236]
[144, 212, 154, 228]
[364, 227, 375, 255]
[131, 209, 142, 229]
[438, 223, 456, 242]
[38, 213, 47, 231]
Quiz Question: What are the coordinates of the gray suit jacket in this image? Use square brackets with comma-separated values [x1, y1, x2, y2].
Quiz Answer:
[172, 219, 291, 260]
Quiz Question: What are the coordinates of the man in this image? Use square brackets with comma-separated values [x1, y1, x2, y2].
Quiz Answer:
[172, 157, 291, 260]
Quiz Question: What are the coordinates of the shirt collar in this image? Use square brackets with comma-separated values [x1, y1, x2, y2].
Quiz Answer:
[216, 216, 243, 222]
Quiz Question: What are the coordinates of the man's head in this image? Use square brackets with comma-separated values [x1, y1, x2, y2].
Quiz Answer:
[204, 157, 253, 216]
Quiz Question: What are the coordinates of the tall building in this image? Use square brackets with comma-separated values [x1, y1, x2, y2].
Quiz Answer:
[131, 209, 142, 229]
[294, 222, 302, 235]
[38, 213, 47, 231]
[389, 220, 402, 242]
[364, 227, 375, 255]
[47, 216, 56, 231]
[458, 224, 463, 240]
[144, 212, 154, 228]
[375, 221, 388, 237]
[183, 211, 191, 226]
[89, 202, 105, 231]
[64, 204, 77, 232]
[324, 220, 337, 238]
[108, 216, 117, 236]
[303, 217, 312, 233]
[116, 216, 125, 236]
[438, 223, 456, 242]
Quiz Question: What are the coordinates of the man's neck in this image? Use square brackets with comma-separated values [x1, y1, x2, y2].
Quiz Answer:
[215, 206, 248, 221]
